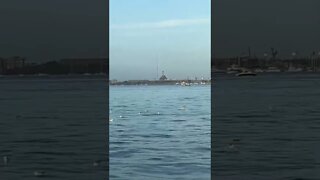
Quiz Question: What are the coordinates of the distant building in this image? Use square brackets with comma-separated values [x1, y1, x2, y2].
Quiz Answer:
[0, 56, 25, 74]
[0, 58, 4, 74]
[159, 70, 167, 80]
[60, 58, 108, 73]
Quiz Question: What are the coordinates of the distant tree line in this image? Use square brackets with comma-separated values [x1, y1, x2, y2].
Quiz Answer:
[1, 58, 108, 75]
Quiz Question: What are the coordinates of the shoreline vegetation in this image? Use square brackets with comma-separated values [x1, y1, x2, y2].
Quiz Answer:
[0, 57, 108, 75]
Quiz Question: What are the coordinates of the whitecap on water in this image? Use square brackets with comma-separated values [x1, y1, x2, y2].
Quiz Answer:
[3, 156, 8, 165]
[178, 105, 187, 110]
[93, 160, 101, 167]
[109, 116, 113, 122]
[34, 171, 46, 177]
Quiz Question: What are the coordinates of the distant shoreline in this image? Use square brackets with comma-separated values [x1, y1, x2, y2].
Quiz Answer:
[110, 79, 211, 86]
[0, 73, 107, 79]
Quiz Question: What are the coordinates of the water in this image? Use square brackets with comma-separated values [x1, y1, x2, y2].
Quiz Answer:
[6, 73, 317, 179]
[0, 75, 108, 180]
[110, 85, 211, 179]
[213, 73, 320, 180]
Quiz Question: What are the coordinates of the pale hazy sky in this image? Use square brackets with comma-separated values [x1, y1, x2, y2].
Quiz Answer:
[110, 0, 211, 80]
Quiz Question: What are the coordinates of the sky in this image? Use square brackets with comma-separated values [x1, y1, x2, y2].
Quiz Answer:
[110, 0, 211, 81]
[0, 0, 108, 62]
[213, 0, 320, 59]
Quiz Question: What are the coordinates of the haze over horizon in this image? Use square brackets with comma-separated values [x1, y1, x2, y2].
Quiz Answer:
[110, 0, 211, 81]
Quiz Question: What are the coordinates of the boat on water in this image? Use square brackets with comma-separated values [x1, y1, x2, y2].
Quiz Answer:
[227, 68, 242, 74]
[180, 81, 191, 86]
[236, 70, 257, 77]
[227, 64, 242, 74]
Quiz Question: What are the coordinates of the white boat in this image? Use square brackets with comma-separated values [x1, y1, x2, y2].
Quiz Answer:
[180, 81, 191, 86]
[236, 70, 257, 76]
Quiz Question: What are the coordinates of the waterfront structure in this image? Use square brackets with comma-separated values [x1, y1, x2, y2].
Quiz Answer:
[0, 56, 25, 74]
[0, 58, 4, 74]
[213, 53, 320, 73]
[159, 70, 167, 81]
[310, 52, 320, 72]
[110, 79, 211, 85]
[60, 58, 107, 74]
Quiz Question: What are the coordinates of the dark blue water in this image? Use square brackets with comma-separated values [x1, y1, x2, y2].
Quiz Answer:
[0, 75, 108, 180]
[110, 85, 211, 179]
[213, 73, 320, 180]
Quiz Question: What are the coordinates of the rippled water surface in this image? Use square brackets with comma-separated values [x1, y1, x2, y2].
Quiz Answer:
[110, 85, 210, 179]
[0, 76, 107, 179]
[213, 73, 320, 180]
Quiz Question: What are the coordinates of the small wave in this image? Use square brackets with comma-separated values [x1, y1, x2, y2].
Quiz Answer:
[16, 115, 60, 120]
[234, 114, 272, 118]
[171, 119, 186, 122]
[13, 139, 59, 144]
[24, 151, 77, 156]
